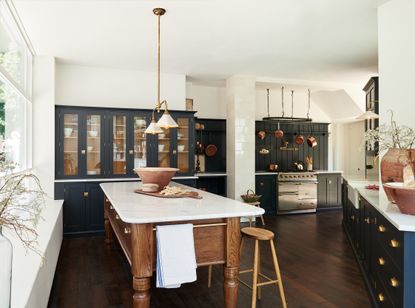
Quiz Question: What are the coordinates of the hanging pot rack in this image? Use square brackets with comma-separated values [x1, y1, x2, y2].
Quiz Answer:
[262, 86, 313, 123]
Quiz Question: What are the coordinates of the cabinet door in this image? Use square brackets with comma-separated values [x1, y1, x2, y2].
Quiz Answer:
[85, 183, 104, 233]
[58, 110, 82, 178]
[317, 174, 327, 207]
[176, 117, 191, 174]
[109, 113, 129, 176]
[255, 175, 277, 215]
[326, 174, 341, 206]
[85, 112, 104, 177]
[130, 113, 150, 173]
[63, 183, 86, 234]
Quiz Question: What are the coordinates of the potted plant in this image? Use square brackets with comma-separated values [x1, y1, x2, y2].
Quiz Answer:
[365, 110, 415, 201]
[0, 154, 45, 307]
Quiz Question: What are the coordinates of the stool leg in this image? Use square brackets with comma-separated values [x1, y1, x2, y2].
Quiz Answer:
[208, 265, 212, 288]
[251, 240, 259, 308]
[260, 215, 265, 226]
[269, 240, 287, 308]
[257, 243, 261, 300]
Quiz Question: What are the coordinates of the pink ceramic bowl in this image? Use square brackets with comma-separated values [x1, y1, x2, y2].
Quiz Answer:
[134, 167, 179, 191]
[383, 182, 415, 215]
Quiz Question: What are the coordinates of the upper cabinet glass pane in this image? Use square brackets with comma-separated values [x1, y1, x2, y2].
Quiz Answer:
[133, 116, 147, 169]
[86, 114, 101, 175]
[158, 128, 170, 168]
[0, 2, 32, 96]
[63, 113, 78, 176]
[113, 115, 126, 175]
[177, 118, 189, 173]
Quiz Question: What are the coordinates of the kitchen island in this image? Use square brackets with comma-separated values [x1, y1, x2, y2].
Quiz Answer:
[100, 181, 264, 308]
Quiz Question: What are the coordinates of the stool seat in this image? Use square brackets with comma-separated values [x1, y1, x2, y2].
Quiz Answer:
[241, 227, 274, 241]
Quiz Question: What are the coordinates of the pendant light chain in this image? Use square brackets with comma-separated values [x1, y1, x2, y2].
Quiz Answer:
[157, 12, 161, 110]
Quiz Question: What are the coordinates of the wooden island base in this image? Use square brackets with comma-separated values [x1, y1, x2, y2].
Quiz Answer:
[104, 198, 241, 308]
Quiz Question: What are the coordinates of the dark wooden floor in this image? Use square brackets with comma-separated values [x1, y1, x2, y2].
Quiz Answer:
[48, 211, 371, 308]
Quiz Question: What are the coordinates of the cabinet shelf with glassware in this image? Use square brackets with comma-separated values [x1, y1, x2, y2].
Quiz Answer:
[55, 106, 196, 179]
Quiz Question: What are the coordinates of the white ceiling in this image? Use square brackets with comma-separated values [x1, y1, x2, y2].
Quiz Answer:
[15, 0, 386, 85]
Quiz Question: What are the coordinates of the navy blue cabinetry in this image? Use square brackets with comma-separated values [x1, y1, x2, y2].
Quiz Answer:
[55, 182, 104, 236]
[255, 175, 277, 215]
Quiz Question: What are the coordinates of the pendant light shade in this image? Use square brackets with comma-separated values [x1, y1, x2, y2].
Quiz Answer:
[144, 119, 163, 134]
[356, 110, 379, 120]
[157, 110, 179, 129]
[144, 8, 179, 134]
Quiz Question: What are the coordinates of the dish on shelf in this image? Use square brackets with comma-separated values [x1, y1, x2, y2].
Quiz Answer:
[178, 145, 185, 152]
[87, 146, 93, 152]
[88, 130, 98, 137]
[158, 144, 165, 152]
[64, 127, 73, 137]
[135, 119, 146, 127]
[87, 170, 97, 175]
[383, 182, 415, 215]
[159, 133, 166, 139]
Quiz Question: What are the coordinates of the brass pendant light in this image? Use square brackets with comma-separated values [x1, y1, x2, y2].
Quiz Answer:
[145, 8, 179, 134]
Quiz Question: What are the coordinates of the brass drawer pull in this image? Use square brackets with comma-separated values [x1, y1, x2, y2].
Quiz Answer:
[364, 218, 370, 224]
[390, 239, 400, 248]
[109, 205, 114, 210]
[378, 293, 385, 302]
[83, 192, 89, 198]
[378, 225, 386, 233]
[105, 198, 109, 202]
[351, 215, 355, 221]
[390, 277, 400, 288]
[378, 257, 386, 266]
[115, 215, 120, 220]
[124, 227, 131, 234]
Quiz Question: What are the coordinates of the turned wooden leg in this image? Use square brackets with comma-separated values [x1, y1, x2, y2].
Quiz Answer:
[208, 265, 213, 288]
[257, 243, 261, 300]
[270, 240, 287, 308]
[224, 217, 241, 308]
[132, 277, 151, 308]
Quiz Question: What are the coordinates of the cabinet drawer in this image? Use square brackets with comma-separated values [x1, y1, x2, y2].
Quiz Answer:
[373, 244, 403, 308]
[373, 271, 399, 308]
[374, 214, 403, 271]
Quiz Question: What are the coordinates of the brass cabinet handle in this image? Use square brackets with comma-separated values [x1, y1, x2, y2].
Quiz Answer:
[328, 180, 332, 185]
[105, 198, 109, 202]
[124, 227, 131, 234]
[129, 149, 134, 155]
[172, 150, 177, 155]
[378, 257, 386, 266]
[351, 215, 355, 221]
[109, 205, 114, 210]
[115, 215, 120, 220]
[390, 239, 400, 248]
[83, 192, 89, 198]
[378, 293, 385, 302]
[378, 225, 386, 233]
[81, 149, 86, 155]
[260, 182, 264, 186]
[365, 218, 370, 224]
[390, 277, 400, 288]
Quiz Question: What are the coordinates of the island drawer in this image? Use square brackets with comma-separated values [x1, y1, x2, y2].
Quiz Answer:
[373, 243, 403, 308]
[373, 271, 399, 308]
[374, 212, 403, 271]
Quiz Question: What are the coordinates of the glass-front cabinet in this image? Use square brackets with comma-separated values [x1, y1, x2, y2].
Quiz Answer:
[56, 107, 195, 179]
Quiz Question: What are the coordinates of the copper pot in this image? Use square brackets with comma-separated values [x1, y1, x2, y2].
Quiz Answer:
[274, 129, 284, 139]
[295, 134, 304, 145]
[268, 164, 278, 171]
[307, 136, 318, 148]
[258, 131, 266, 140]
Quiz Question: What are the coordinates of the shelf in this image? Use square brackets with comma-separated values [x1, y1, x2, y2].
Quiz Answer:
[177, 138, 189, 141]
[178, 151, 189, 153]
[113, 138, 125, 140]
[87, 151, 100, 153]
[64, 136, 78, 139]
[64, 123, 78, 126]
[64, 151, 77, 153]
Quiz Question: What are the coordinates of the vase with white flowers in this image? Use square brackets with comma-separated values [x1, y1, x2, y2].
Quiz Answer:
[0, 153, 45, 307]
[365, 110, 415, 202]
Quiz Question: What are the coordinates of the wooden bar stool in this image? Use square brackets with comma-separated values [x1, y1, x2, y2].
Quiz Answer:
[247, 201, 265, 226]
[239, 227, 287, 308]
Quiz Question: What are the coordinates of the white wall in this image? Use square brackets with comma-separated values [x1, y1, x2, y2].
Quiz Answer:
[378, 0, 415, 128]
[33, 56, 56, 197]
[56, 64, 186, 110]
[186, 83, 227, 119]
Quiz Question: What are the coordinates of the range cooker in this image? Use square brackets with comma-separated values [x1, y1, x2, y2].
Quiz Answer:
[277, 172, 318, 214]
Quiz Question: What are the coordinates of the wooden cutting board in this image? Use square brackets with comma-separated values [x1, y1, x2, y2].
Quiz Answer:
[134, 189, 202, 199]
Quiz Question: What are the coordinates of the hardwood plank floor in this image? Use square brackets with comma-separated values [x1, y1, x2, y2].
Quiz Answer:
[48, 211, 371, 308]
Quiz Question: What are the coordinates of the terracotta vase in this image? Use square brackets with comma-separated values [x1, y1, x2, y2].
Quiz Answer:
[381, 148, 415, 201]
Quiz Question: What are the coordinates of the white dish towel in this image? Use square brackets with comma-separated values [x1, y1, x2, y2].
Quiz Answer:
[156, 223, 197, 288]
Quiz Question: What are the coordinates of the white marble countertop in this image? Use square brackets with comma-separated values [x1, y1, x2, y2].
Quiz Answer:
[195, 172, 227, 177]
[100, 181, 264, 224]
[255, 172, 278, 175]
[344, 175, 415, 232]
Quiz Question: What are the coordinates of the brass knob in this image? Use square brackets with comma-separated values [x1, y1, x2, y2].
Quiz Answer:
[390, 239, 400, 248]
[378, 257, 385, 266]
[81, 149, 86, 155]
[378, 225, 386, 233]
[105, 198, 109, 202]
[390, 277, 399, 288]
[109, 205, 114, 210]
[124, 227, 131, 234]
[351, 215, 355, 221]
[83, 192, 89, 198]
[365, 218, 370, 224]
[378, 293, 385, 302]
[129, 150, 134, 155]
[115, 215, 120, 220]
[172, 150, 177, 155]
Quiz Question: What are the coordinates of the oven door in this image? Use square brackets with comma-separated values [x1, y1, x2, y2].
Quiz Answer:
[278, 182, 317, 214]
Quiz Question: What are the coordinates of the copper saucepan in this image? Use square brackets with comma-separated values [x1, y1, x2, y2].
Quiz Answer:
[307, 135, 318, 148]
[295, 134, 304, 145]
[274, 122, 284, 139]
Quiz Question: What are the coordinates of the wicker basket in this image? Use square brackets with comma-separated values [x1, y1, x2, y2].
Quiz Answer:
[241, 189, 261, 203]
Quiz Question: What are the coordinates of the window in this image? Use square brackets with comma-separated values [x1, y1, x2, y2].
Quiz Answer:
[0, 0, 33, 171]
